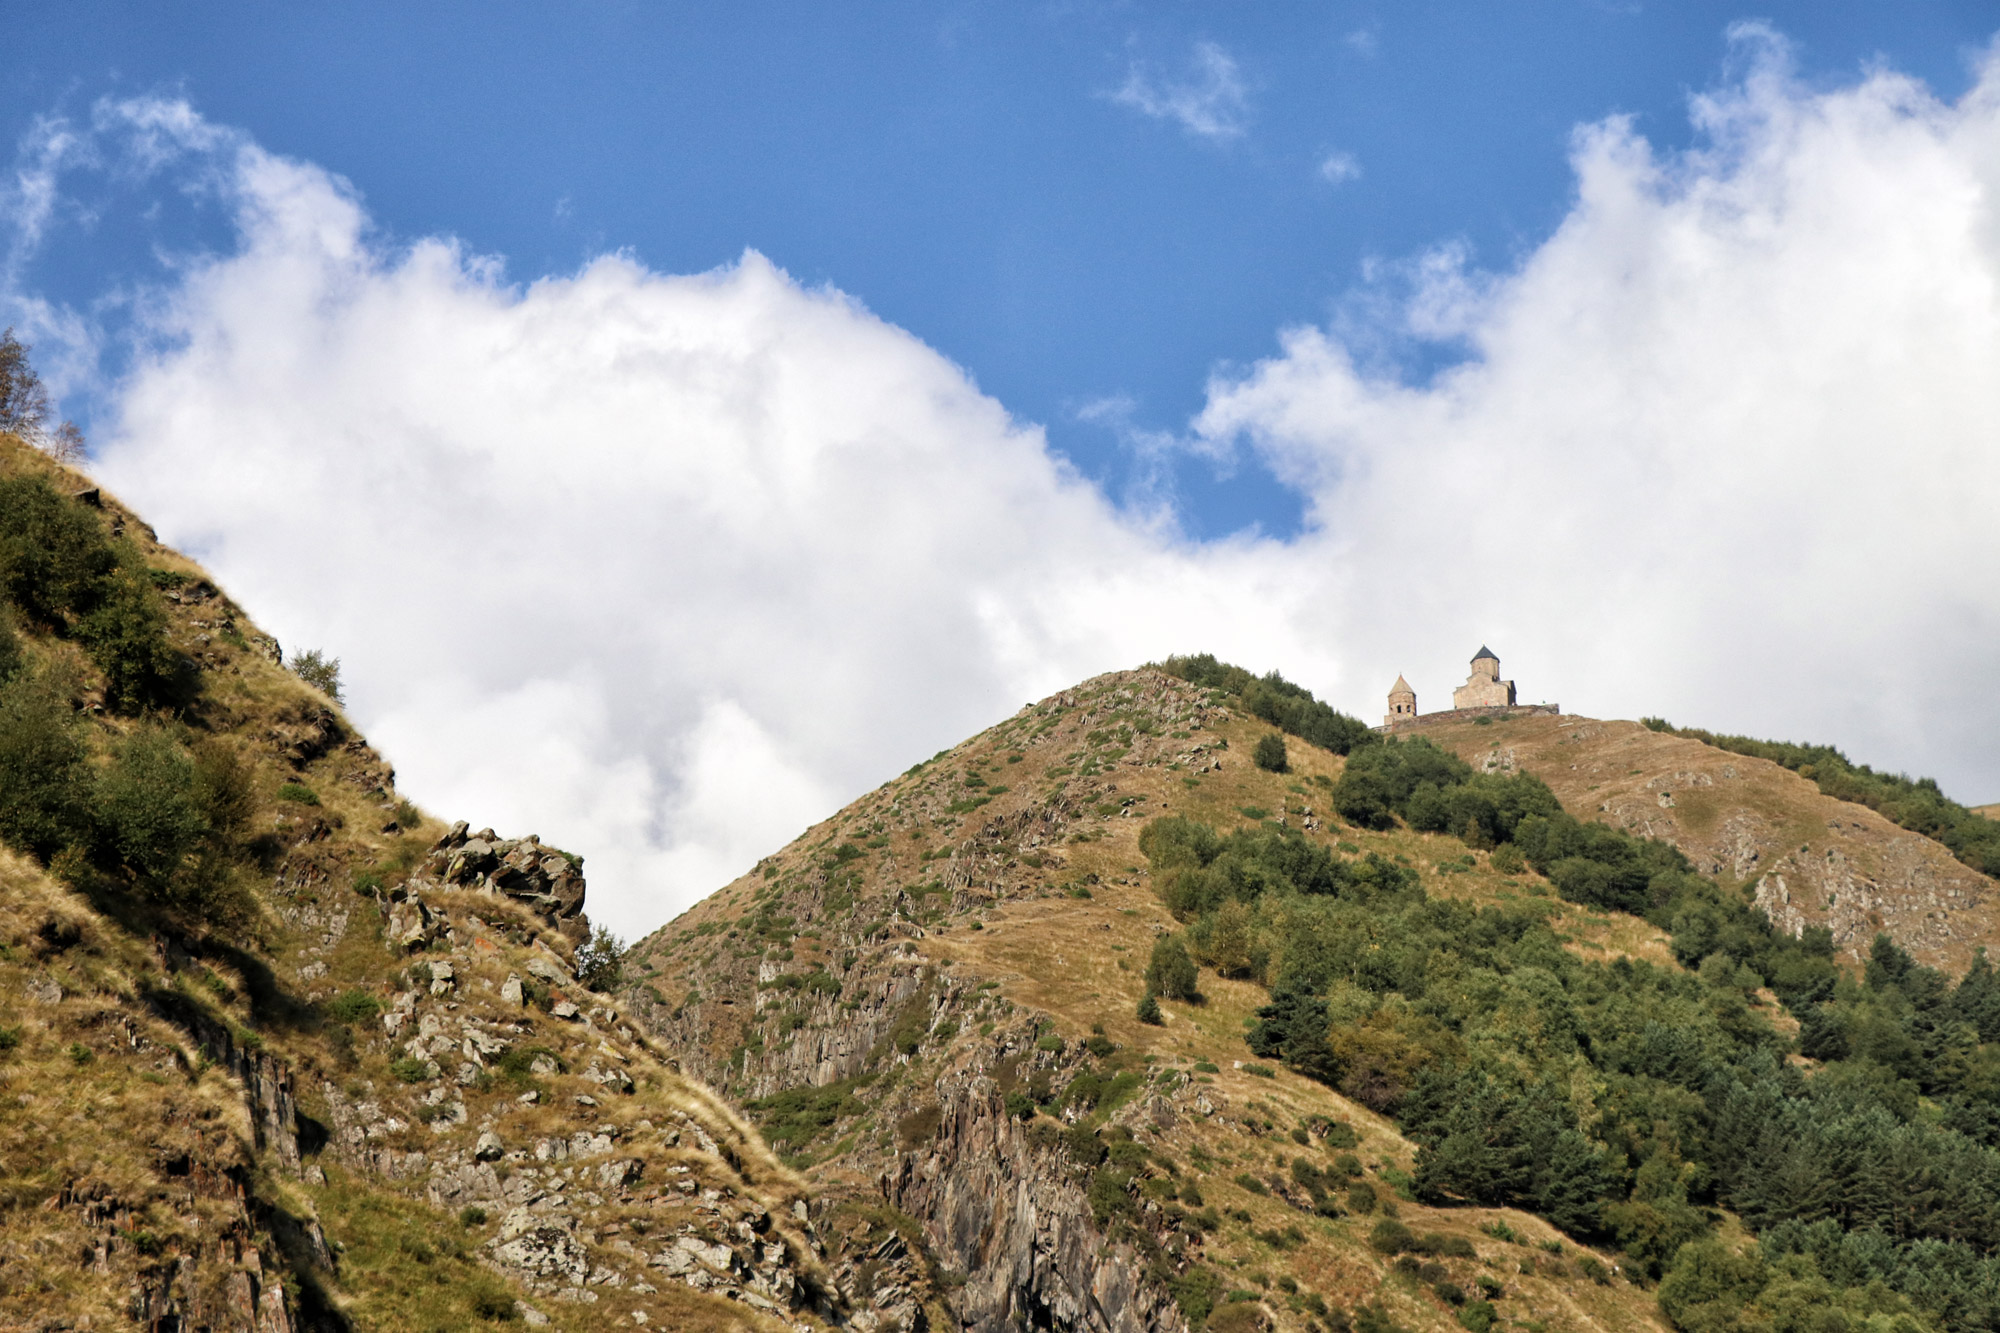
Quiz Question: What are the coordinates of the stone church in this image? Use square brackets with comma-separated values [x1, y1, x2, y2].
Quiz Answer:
[1383, 647, 1550, 728]
[1452, 646, 1516, 709]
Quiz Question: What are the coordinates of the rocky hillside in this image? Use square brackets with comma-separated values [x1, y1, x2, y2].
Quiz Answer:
[0, 433, 839, 1333]
[625, 669, 1679, 1333]
[1412, 713, 1998, 972]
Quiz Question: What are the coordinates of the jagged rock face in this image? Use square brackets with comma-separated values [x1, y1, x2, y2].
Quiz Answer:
[1424, 715, 1999, 970]
[629, 671, 1233, 1332]
[409, 821, 591, 942]
[884, 1041, 1192, 1333]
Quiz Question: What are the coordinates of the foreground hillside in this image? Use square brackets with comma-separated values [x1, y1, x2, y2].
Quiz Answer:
[0, 433, 835, 1331]
[629, 664, 2000, 1333]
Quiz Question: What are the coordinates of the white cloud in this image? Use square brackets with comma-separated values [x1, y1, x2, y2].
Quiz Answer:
[1318, 151, 1362, 184]
[1109, 41, 1251, 142]
[17, 98, 1322, 937]
[1198, 26, 2000, 803]
[12, 27, 2000, 936]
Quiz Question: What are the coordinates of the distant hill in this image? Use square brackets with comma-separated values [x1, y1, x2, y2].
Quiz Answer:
[1411, 712, 1998, 974]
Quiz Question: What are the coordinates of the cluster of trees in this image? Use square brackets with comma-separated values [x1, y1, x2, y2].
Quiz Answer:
[1140, 655, 2000, 1326]
[1138, 791, 2000, 1329]
[1644, 717, 2000, 879]
[1160, 653, 1376, 755]
[0, 474, 181, 710]
[0, 470, 263, 929]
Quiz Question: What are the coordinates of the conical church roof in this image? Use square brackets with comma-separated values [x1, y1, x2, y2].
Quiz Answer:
[1472, 645, 1498, 662]
[1390, 674, 1414, 695]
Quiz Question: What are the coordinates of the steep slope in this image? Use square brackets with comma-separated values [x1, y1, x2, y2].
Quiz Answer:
[626, 669, 1673, 1333]
[0, 434, 836, 1332]
[1412, 713, 1997, 971]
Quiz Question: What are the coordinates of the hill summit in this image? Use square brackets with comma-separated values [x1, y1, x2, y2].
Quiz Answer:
[625, 657, 2000, 1333]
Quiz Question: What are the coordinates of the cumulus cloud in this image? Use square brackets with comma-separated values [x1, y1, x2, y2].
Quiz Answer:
[1199, 25, 2000, 802]
[10, 96, 1325, 936]
[11, 27, 2000, 934]
[1109, 41, 1252, 142]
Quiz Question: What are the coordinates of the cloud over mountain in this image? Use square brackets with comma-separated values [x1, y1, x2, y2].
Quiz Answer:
[8, 28, 2000, 931]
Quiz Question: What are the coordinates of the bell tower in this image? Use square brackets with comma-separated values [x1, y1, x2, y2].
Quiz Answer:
[1385, 674, 1417, 727]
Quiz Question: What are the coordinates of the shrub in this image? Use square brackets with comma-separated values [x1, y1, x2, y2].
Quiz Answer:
[389, 1056, 432, 1083]
[459, 1206, 489, 1227]
[1234, 1173, 1269, 1196]
[97, 728, 208, 888]
[1253, 733, 1289, 773]
[77, 561, 179, 709]
[95, 728, 254, 925]
[276, 782, 320, 805]
[1145, 935, 1201, 1002]
[1136, 991, 1163, 1025]
[0, 669, 92, 859]
[291, 647, 343, 701]
[0, 477, 179, 710]
[325, 991, 381, 1025]
[1369, 1218, 1415, 1254]
[574, 925, 626, 991]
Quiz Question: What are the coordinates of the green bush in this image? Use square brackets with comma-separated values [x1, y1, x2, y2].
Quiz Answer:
[1145, 934, 1201, 1001]
[0, 669, 92, 859]
[389, 1056, 432, 1083]
[77, 561, 179, 709]
[325, 991, 381, 1025]
[0, 476, 178, 710]
[93, 728, 254, 924]
[1136, 991, 1163, 1025]
[96, 728, 207, 886]
[1369, 1218, 1416, 1254]
[574, 925, 626, 991]
[1253, 733, 1289, 773]
[276, 782, 319, 805]
[291, 647, 343, 701]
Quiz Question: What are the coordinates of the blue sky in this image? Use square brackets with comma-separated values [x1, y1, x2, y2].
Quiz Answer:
[8, 5, 2000, 930]
[7, 3, 1991, 538]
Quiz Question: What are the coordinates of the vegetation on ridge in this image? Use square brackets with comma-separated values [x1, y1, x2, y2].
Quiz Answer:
[1139, 660, 2000, 1331]
[1642, 716, 2000, 880]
